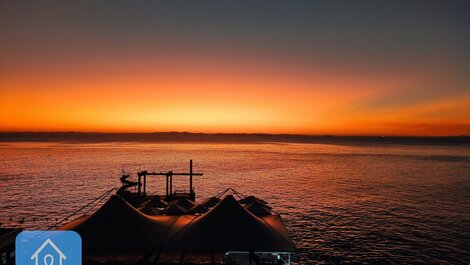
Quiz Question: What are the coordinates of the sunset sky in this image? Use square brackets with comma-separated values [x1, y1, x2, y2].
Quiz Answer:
[1, 1, 469, 136]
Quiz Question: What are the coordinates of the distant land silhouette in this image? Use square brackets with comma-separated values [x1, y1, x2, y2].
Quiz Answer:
[0, 132, 469, 146]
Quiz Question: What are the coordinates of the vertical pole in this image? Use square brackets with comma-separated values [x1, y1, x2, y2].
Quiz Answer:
[138, 174, 141, 197]
[143, 175, 146, 196]
[190, 160, 193, 193]
[166, 174, 169, 198]
[169, 170, 173, 197]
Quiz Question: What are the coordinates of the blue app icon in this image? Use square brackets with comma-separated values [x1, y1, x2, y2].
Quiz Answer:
[16, 231, 81, 265]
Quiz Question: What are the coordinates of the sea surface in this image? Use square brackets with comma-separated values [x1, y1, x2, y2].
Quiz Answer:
[1, 142, 469, 264]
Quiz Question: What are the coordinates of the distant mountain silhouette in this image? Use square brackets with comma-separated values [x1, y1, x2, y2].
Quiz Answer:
[0, 132, 469, 146]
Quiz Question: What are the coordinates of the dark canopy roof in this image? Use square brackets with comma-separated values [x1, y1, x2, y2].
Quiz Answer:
[139, 205, 160, 215]
[201, 197, 220, 208]
[188, 204, 209, 214]
[246, 201, 272, 216]
[59, 195, 177, 253]
[59, 194, 296, 255]
[261, 215, 296, 249]
[147, 196, 168, 208]
[239, 195, 268, 205]
[172, 197, 196, 210]
[160, 204, 187, 215]
[165, 195, 296, 252]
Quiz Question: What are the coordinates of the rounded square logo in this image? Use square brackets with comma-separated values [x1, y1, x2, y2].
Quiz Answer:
[16, 231, 81, 265]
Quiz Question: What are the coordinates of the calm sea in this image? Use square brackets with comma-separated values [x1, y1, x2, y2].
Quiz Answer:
[1, 142, 469, 264]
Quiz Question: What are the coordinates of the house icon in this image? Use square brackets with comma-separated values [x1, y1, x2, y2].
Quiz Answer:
[30, 238, 67, 265]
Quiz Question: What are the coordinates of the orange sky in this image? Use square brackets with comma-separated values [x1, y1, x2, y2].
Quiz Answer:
[1, 52, 468, 136]
[1, 1, 469, 136]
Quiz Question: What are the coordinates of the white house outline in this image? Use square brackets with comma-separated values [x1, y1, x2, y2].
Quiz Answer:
[30, 238, 67, 265]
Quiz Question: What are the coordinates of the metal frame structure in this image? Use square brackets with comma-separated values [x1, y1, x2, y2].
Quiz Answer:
[136, 160, 203, 200]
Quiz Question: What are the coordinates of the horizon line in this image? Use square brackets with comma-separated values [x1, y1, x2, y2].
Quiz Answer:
[0, 131, 469, 138]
